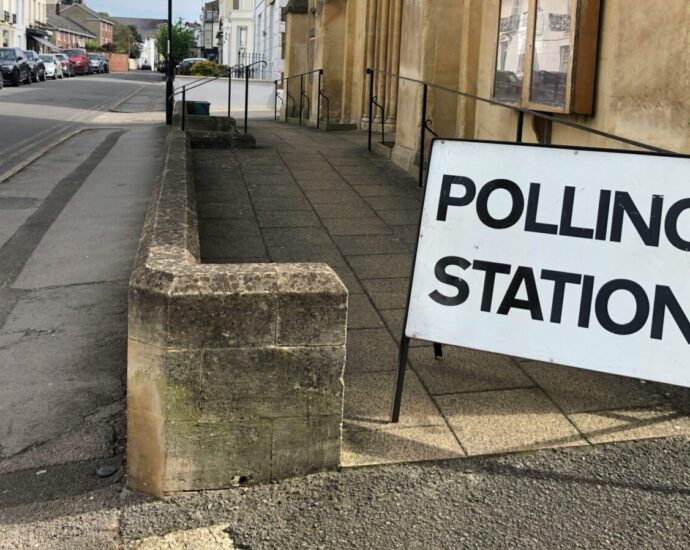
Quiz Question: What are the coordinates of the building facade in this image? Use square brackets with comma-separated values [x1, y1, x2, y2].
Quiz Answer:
[202, 0, 220, 60]
[46, 11, 94, 48]
[185, 21, 203, 57]
[282, 0, 690, 176]
[253, 0, 287, 81]
[61, 0, 112, 46]
[0, 0, 17, 48]
[219, 0, 255, 67]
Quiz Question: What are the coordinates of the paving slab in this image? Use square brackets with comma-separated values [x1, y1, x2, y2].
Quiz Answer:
[409, 347, 535, 395]
[335, 235, 409, 256]
[522, 361, 664, 414]
[345, 369, 446, 430]
[342, 424, 464, 467]
[345, 328, 399, 373]
[437, 388, 586, 456]
[568, 407, 690, 444]
[193, 121, 690, 469]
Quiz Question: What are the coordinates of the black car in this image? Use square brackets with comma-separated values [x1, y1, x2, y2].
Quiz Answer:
[24, 50, 46, 82]
[0, 47, 32, 86]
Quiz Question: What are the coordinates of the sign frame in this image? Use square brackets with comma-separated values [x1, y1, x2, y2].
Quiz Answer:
[391, 137, 690, 422]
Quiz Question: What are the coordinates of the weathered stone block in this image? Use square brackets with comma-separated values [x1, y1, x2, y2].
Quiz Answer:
[200, 346, 345, 421]
[127, 129, 348, 498]
[271, 416, 342, 479]
[164, 420, 273, 491]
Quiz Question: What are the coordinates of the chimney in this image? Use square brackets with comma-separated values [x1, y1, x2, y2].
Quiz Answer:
[56, 3, 60, 16]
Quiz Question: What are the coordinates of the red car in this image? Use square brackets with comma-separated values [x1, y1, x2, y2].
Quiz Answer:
[60, 48, 91, 76]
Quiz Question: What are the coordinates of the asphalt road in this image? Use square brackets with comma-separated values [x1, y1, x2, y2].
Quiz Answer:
[0, 71, 165, 180]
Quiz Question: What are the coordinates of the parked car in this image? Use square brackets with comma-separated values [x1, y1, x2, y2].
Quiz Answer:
[0, 47, 32, 86]
[55, 53, 74, 77]
[39, 54, 64, 80]
[60, 48, 90, 75]
[23, 50, 46, 82]
[175, 58, 206, 75]
[88, 53, 104, 74]
[157, 60, 167, 73]
[99, 53, 109, 73]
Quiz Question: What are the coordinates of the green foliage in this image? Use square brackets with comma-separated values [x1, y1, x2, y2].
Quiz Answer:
[84, 41, 99, 52]
[156, 20, 195, 65]
[190, 61, 220, 77]
[112, 22, 141, 59]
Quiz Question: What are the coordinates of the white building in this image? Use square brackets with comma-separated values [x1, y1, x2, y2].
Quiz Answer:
[219, 0, 254, 68]
[15, 0, 26, 49]
[253, 0, 287, 81]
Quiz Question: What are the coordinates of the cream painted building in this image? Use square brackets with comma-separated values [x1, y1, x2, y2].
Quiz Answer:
[2, 0, 48, 50]
[0, 0, 17, 47]
[282, 0, 690, 177]
[219, 0, 255, 67]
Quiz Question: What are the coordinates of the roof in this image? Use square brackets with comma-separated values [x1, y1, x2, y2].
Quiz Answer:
[46, 13, 97, 38]
[111, 17, 166, 39]
[62, 3, 114, 26]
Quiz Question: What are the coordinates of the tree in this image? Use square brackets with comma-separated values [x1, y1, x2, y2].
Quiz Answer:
[156, 20, 195, 66]
[85, 41, 99, 52]
[112, 22, 141, 59]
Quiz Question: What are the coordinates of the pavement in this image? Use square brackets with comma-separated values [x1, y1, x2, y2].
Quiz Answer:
[1, 84, 689, 548]
[196, 121, 690, 469]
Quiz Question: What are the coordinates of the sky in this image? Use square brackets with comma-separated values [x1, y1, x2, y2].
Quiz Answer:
[86, 0, 202, 23]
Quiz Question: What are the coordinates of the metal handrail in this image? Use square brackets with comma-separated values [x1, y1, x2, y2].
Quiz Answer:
[169, 61, 267, 133]
[241, 60, 268, 133]
[282, 68, 323, 81]
[366, 67, 677, 190]
[277, 69, 329, 130]
[366, 67, 674, 155]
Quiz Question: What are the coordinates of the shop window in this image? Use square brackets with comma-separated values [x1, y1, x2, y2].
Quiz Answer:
[493, 0, 601, 114]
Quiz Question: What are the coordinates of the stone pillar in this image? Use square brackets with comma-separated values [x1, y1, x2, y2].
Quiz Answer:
[385, 0, 403, 124]
[282, 0, 309, 119]
[374, 0, 390, 117]
[391, 0, 464, 177]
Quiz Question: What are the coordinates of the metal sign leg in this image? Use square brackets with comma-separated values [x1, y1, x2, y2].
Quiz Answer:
[391, 336, 411, 423]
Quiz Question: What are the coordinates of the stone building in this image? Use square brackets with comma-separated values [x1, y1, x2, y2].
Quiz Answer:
[219, 0, 255, 67]
[201, 0, 220, 60]
[61, 0, 112, 46]
[282, 0, 690, 177]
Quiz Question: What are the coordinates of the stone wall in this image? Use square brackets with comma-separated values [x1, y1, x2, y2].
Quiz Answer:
[127, 130, 348, 498]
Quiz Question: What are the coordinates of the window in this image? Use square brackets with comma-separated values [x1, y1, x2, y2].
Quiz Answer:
[493, 0, 601, 114]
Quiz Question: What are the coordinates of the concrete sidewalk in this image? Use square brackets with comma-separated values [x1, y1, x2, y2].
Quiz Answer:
[195, 121, 690, 468]
[0, 125, 165, 476]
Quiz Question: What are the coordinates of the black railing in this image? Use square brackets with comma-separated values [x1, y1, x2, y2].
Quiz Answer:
[277, 69, 329, 130]
[170, 60, 267, 134]
[366, 68, 676, 189]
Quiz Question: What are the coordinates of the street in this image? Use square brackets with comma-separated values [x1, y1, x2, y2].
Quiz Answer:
[0, 72, 165, 181]
[0, 72, 166, 528]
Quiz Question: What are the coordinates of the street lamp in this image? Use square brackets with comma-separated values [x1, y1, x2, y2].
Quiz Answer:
[166, 0, 174, 125]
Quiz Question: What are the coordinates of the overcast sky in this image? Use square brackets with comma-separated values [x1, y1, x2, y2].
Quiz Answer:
[87, 0, 202, 23]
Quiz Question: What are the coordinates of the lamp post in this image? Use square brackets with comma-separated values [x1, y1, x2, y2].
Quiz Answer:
[165, 0, 174, 125]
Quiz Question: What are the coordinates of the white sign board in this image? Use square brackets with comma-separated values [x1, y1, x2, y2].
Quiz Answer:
[406, 140, 690, 387]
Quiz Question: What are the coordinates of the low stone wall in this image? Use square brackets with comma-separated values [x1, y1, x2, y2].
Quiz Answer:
[127, 130, 348, 498]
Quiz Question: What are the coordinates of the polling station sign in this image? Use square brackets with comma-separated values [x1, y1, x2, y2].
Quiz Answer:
[405, 140, 690, 387]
